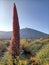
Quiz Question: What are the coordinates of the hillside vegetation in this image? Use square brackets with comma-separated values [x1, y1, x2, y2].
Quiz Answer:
[0, 36, 49, 65]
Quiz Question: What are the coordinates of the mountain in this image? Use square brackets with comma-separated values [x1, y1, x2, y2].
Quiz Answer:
[0, 28, 49, 40]
[20, 28, 49, 39]
[0, 31, 12, 40]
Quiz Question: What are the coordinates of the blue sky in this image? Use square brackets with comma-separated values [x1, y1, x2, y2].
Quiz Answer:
[0, 0, 49, 34]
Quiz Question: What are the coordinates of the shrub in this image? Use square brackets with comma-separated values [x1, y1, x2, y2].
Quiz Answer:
[36, 44, 49, 65]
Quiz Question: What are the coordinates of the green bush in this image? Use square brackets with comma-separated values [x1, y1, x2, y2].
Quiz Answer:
[36, 44, 49, 65]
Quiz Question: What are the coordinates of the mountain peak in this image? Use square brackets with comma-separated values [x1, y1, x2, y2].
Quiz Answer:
[20, 28, 49, 39]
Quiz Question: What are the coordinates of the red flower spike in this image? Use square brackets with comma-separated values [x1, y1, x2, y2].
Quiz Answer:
[10, 3, 20, 56]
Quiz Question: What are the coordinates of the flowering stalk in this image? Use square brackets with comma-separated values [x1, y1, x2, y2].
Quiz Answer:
[10, 3, 20, 57]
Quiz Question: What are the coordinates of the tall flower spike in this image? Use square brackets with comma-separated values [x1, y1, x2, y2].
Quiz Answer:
[10, 3, 20, 57]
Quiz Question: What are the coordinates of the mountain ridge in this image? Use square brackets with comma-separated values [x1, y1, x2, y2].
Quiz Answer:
[0, 28, 49, 40]
[20, 28, 49, 35]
